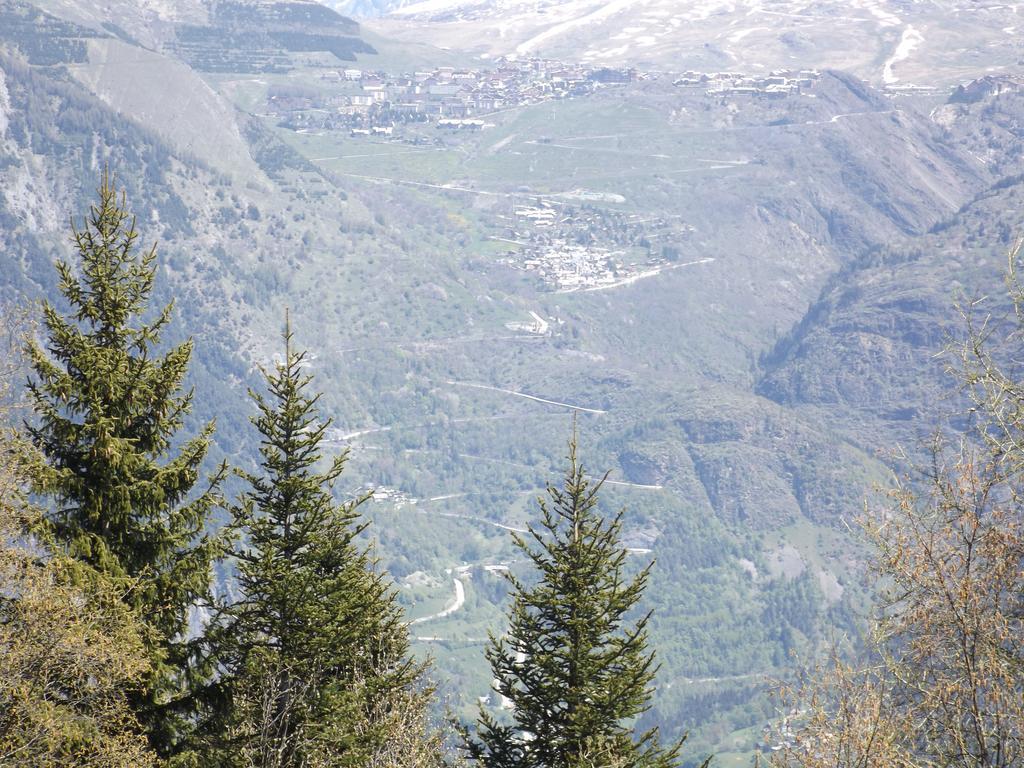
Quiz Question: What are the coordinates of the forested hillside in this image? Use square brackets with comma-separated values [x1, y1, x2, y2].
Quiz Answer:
[1, 0, 1023, 762]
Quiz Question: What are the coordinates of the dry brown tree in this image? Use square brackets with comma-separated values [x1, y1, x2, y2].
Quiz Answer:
[222, 653, 448, 768]
[770, 246, 1024, 768]
[0, 304, 158, 767]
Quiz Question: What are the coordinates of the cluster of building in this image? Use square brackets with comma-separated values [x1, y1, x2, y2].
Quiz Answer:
[367, 485, 418, 508]
[759, 710, 805, 755]
[271, 58, 640, 135]
[674, 68, 820, 97]
[502, 238, 635, 292]
[495, 200, 689, 292]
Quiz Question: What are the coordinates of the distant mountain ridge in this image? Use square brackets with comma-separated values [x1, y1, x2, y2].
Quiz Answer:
[321, 0, 410, 16]
[356, 0, 1020, 88]
[23, 0, 364, 48]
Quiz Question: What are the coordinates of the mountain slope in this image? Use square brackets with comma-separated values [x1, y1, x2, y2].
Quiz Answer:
[758, 80, 1024, 450]
[2, 0, 1022, 760]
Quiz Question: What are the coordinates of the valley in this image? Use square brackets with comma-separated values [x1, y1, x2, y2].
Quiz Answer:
[1, 0, 1023, 762]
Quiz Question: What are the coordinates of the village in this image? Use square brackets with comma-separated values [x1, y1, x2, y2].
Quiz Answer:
[268, 57, 641, 135]
[493, 200, 694, 292]
[674, 68, 821, 97]
[264, 58, 818, 294]
[266, 58, 825, 138]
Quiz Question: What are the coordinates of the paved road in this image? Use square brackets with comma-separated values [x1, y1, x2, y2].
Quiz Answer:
[447, 379, 608, 414]
[410, 577, 466, 624]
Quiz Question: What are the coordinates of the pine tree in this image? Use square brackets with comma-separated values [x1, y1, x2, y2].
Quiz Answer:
[206, 318, 440, 768]
[24, 172, 225, 759]
[464, 432, 701, 768]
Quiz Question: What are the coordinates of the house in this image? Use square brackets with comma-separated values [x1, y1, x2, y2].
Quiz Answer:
[475, 96, 503, 111]
[429, 83, 462, 97]
[588, 68, 634, 84]
[393, 102, 425, 116]
[442, 100, 471, 118]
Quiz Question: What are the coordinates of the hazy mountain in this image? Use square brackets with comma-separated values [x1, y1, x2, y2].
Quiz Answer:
[364, 0, 1021, 86]
[760, 80, 1024, 422]
[322, 0, 411, 17]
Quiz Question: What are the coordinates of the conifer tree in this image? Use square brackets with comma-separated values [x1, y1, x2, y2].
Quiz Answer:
[24, 172, 224, 759]
[207, 318, 440, 768]
[464, 432, 701, 768]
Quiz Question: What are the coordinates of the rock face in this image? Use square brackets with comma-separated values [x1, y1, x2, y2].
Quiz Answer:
[758, 79, 1024, 435]
[935, 75, 1024, 177]
[168, 1, 374, 74]
[0, 67, 10, 143]
[758, 174, 1024, 454]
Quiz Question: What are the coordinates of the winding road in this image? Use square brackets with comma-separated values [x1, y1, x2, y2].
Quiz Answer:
[411, 577, 466, 625]
[446, 380, 607, 414]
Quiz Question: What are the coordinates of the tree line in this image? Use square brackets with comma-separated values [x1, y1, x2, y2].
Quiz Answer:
[0, 174, 695, 768]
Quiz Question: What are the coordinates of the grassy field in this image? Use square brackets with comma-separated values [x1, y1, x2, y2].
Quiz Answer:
[279, 91, 759, 207]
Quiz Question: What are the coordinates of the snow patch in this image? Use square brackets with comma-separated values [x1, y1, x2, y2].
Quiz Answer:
[883, 24, 923, 84]
[514, 0, 635, 56]
[586, 44, 631, 60]
[728, 26, 767, 43]
[857, 0, 901, 27]
[0, 68, 9, 138]
[392, 0, 487, 15]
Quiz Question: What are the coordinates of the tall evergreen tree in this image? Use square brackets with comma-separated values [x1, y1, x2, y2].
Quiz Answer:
[206, 318, 440, 768]
[24, 172, 224, 759]
[464, 432, 701, 768]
